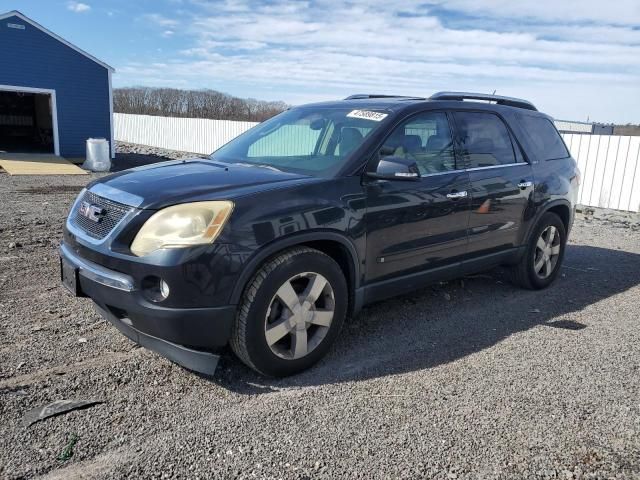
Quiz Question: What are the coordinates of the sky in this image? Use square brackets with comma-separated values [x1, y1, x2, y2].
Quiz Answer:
[5, 0, 640, 123]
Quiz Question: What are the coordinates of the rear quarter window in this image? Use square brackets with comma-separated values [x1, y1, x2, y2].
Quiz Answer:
[518, 114, 569, 161]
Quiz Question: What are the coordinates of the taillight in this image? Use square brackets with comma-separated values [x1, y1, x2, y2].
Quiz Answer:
[575, 167, 581, 186]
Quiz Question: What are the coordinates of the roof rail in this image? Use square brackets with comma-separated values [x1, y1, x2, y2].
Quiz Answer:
[344, 94, 425, 100]
[429, 91, 537, 111]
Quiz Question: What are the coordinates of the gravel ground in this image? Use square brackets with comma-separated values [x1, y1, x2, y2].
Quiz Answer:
[1, 147, 639, 479]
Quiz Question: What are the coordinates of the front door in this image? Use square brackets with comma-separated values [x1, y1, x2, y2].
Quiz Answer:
[364, 111, 471, 284]
[451, 111, 535, 257]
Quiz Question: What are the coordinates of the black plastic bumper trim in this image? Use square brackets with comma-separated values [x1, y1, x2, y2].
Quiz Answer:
[95, 304, 220, 376]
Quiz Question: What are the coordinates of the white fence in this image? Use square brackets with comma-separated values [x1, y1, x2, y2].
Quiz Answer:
[114, 113, 640, 212]
[563, 134, 640, 213]
[114, 113, 258, 154]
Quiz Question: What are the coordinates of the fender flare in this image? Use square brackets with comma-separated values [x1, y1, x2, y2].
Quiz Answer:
[229, 230, 362, 306]
[523, 199, 573, 246]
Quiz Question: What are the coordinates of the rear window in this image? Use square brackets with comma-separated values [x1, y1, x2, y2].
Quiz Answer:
[518, 115, 569, 161]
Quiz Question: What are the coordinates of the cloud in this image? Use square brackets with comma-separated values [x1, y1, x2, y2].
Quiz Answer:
[116, 0, 640, 123]
[67, 1, 91, 13]
[142, 13, 179, 28]
[425, 0, 640, 26]
[162, 30, 175, 38]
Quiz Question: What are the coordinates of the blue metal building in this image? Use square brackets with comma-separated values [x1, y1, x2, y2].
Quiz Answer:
[0, 10, 114, 158]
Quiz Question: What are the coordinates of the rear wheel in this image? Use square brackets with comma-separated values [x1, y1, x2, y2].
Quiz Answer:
[230, 247, 347, 377]
[507, 212, 566, 290]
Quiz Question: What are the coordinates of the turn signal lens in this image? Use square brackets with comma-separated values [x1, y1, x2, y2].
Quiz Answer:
[130, 201, 233, 256]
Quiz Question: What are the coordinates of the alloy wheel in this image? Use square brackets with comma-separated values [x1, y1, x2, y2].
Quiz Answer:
[533, 225, 561, 279]
[264, 272, 335, 360]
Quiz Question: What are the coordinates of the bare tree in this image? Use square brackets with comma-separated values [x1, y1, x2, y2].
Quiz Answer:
[114, 87, 288, 122]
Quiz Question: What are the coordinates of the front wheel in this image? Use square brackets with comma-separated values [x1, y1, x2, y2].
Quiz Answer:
[230, 247, 347, 377]
[507, 212, 567, 290]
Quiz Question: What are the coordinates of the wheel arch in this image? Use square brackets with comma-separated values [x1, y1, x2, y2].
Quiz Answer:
[525, 200, 573, 246]
[230, 231, 362, 316]
[546, 203, 572, 233]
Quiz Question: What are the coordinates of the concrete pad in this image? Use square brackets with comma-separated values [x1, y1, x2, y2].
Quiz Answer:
[0, 153, 88, 175]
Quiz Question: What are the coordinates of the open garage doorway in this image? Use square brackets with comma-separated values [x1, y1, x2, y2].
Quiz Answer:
[0, 86, 59, 155]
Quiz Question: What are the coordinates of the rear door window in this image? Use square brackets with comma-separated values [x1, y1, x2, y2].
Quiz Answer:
[517, 114, 569, 160]
[452, 112, 517, 168]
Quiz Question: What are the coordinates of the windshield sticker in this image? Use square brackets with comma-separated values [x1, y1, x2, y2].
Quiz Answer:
[346, 110, 388, 122]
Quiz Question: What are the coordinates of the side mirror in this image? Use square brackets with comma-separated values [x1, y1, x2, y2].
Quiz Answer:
[367, 156, 421, 181]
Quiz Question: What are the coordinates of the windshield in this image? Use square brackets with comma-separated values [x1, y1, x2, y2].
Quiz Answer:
[210, 106, 389, 177]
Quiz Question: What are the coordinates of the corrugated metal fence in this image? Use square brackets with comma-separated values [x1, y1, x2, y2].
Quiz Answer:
[114, 113, 257, 154]
[563, 134, 640, 213]
[114, 113, 640, 212]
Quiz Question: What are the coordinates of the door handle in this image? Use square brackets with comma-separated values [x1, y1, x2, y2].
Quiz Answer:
[517, 181, 533, 189]
[446, 191, 468, 199]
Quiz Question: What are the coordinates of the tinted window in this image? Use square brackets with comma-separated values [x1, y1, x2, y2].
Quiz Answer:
[453, 112, 516, 168]
[379, 112, 456, 175]
[212, 107, 384, 177]
[518, 114, 569, 160]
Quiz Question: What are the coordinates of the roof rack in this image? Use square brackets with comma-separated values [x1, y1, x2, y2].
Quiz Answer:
[429, 91, 537, 111]
[344, 94, 425, 100]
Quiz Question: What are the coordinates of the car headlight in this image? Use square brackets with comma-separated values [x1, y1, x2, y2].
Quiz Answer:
[130, 201, 234, 257]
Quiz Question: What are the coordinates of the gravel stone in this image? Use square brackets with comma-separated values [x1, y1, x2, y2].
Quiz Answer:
[1, 154, 639, 479]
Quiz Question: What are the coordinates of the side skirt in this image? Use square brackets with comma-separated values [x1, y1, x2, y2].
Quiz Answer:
[360, 247, 525, 306]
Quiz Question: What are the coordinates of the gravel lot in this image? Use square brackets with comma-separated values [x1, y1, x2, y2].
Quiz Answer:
[1, 146, 639, 479]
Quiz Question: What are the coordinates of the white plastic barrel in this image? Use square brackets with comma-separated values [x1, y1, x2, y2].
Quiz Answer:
[83, 138, 111, 172]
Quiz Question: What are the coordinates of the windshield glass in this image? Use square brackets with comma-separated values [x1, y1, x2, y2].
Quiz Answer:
[210, 107, 389, 177]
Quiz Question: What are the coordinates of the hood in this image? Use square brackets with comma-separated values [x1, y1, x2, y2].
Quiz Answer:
[89, 159, 317, 209]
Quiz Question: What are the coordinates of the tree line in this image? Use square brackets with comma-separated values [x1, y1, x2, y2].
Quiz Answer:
[113, 87, 288, 122]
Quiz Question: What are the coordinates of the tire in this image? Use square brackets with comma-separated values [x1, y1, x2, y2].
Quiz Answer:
[230, 247, 348, 377]
[507, 212, 567, 290]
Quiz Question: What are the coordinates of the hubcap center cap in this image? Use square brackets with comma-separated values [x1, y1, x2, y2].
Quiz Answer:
[291, 301, 314, 328]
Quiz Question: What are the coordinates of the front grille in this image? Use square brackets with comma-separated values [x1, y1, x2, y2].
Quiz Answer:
[72, 190, 132, 240]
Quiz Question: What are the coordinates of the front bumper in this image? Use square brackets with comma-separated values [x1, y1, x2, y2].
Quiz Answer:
[60, 243, 236, 375]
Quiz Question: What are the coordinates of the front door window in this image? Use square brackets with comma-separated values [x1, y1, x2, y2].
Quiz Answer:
[379, 112, 457, 175]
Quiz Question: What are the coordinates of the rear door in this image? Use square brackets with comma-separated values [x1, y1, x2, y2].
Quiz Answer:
[451, 110, 534, 257]
[364, 111, 471, 283]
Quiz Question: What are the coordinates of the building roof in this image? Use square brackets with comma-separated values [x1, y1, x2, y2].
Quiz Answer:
[0, 10, 114, 72]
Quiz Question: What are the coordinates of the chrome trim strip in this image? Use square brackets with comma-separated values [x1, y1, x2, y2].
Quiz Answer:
[420, 168, 466, 178]
[60, 243, 135, 292]
[414, 163, 527, 178]
[466, 162, 525, 172]
[90, 183, 144, 208]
